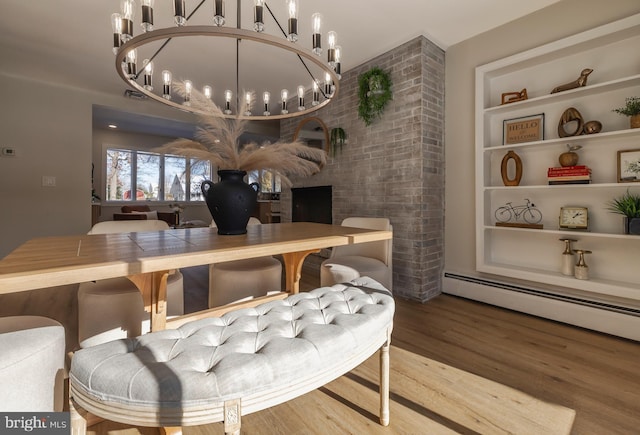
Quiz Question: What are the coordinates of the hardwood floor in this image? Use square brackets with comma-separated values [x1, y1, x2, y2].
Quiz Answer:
[2, 263, 639, 434]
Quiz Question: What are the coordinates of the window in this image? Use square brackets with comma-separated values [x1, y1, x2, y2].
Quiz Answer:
[105, 148, 210, 202]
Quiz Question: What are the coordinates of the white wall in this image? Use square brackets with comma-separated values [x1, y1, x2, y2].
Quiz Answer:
[0, 73, 200, 258]
[444, 0, 640, 279]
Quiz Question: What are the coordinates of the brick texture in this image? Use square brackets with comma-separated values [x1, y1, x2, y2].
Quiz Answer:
[280, 36, 444, 302]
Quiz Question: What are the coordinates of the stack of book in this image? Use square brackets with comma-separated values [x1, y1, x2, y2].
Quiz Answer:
[547, 165, 592, 184]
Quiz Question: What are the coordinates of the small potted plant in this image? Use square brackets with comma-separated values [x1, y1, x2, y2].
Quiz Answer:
[607, 190, 640, 235]
[613, 96, 640, 129]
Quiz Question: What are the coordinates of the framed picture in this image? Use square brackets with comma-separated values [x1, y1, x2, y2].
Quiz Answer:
[617, 149, 640, 182]
[503, 113, 544, 145]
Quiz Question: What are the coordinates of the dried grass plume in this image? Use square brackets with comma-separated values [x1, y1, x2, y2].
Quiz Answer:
[155, 82, 327, 186]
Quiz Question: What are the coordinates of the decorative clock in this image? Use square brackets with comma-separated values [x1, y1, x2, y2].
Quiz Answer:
[559, 206, 589, 230]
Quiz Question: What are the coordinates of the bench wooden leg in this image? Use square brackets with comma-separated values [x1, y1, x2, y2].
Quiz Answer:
[379, 330, 391, 426]
[224, 398, 242, 435]
[69, 397, 88, 435]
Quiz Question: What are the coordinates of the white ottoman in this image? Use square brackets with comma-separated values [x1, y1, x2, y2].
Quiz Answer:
[0, 316, 65, 411]
[78, 271, 184, 348]
[209, 257, 282, 308]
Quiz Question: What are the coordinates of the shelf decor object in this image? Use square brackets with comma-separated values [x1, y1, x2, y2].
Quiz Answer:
[612, 96, 640, 129]
[558, 144, 581, 167]
[500, 150, 523, 186]
[550, 68, 593, 94]
[616, 149, 640, 182]
[494, 199, 543, 229]
[501, 88, 528, 105]
[547, 164, 592, 185]
[559, 238, 577, 276]
[503, 113, 544, 144]
[109, 0, 342, 120]
[559, 206, 589, 230]
[557, 107, 585, 137]
[607, 189, 640, 234]
[573, 249, 592, 280]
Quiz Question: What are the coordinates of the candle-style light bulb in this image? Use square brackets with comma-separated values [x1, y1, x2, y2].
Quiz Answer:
[203, 85, 212, 100]
[263, 91, 271, 116]
[120, 0, 135, 42]
[286, 0, 298, 42]
[334, 45, 342, 79]
[213, 0, 225, 26]
[143, 59, 154, 91]
[126, 49, 137, 79]
[297, 85, 305, 111]
[244, 91, 252, 116]
[312, 81, 320, 106]
[311, 13, 322, 55]
[174, 0, 186, 26]
[141, 0, 155, 32]
[324, 72, 333, 95]
[111, 13, 123, 55]
[162, 70, 172, 100]
[254, 0, 265, 32]
[184, 80, 192, 106]
[281, 89, 289, 114]
[224, 89, 233, 114]
[327, 31, 337, 66]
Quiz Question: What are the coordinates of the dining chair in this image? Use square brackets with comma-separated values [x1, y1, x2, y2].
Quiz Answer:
[208, 217, 283, 307]
[77, 220, 184, 348]
[320, 217, 393, 290]
[0, 316, 65, 411]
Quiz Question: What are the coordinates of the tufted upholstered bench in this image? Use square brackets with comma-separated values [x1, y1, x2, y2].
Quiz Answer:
[69, 278, 395, 434]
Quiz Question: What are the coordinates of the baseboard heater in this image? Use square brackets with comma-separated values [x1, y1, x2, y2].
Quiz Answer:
[444, 272, 640, 318]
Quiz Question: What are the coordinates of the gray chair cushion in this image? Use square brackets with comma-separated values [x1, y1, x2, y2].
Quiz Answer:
[70, 279, 394, 411]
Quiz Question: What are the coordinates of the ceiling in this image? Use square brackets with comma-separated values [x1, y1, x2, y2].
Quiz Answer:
[0, 0, 561, 131]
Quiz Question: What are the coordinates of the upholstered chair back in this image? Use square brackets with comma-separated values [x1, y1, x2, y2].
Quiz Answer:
[329, 217, 392, 265]
[88, 220, 170, 234]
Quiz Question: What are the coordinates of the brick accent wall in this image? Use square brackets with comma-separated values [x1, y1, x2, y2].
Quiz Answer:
[280, 36, 445, 302]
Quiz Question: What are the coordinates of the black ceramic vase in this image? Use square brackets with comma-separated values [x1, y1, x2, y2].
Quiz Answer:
[201, 170, 259, 235]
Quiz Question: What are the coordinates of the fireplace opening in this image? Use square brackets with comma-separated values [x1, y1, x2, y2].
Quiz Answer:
[291, 186, 332, 224]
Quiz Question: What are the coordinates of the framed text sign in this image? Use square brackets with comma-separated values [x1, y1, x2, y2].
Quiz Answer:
[503, 113, 544, 145]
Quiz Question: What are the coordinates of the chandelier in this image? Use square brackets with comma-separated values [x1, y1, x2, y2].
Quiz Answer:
[111, 0, 342, 120]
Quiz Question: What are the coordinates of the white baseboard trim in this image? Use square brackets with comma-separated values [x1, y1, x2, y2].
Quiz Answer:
[443, 273, 640, 342]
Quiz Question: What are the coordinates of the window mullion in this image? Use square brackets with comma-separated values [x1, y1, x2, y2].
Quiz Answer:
[131, 151, 137, 202]
[185, 157, 191, 201]
[159, 157, 165, 201]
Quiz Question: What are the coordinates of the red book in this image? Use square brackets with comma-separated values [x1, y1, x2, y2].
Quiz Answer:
[548, 165, 588, 171]
[548, 166, 591, 176]
[548, 170, 591, 177]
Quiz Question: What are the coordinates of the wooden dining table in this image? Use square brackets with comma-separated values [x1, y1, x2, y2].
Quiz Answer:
[0, 222, 392, 331]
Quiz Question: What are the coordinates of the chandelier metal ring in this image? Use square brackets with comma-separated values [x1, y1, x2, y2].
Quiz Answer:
[115, 25, 340, 120]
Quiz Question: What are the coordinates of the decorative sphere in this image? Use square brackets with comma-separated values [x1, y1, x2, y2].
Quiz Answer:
[583, 120, 602, 134]
[559, 151, 579, 167]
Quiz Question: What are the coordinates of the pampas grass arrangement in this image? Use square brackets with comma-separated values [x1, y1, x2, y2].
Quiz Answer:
[155, 82, 326, 186]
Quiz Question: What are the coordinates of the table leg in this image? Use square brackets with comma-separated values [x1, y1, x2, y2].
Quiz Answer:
[281, 250, 319, 293]
[127, 270, 173, 332]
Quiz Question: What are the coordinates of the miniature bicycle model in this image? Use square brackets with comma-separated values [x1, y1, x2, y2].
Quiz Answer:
[494, 199, 543, 224]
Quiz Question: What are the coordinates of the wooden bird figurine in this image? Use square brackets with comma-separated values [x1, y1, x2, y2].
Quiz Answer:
[551, 68, 593, 94]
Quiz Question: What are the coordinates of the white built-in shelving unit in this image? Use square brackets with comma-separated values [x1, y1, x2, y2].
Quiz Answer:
[475, 14, 640, 305]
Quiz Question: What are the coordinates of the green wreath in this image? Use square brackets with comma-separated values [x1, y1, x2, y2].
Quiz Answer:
[358, 67, 392, 126]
